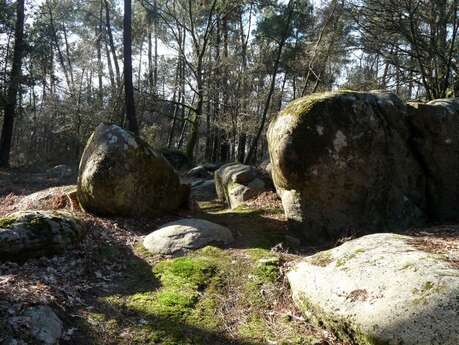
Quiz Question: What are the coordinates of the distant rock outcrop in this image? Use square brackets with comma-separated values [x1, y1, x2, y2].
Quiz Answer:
[268, 91, 426, 242]
[288, 233, 459, 345]
[215, 163, 269, 209]
[77, 124, 189, 217]
[143, 218, 233, 255]
[0, 210, 85, 261]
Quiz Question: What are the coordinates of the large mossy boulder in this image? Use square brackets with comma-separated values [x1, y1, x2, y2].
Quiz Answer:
[407, 98, 459, 221]
[77, 124, 189, 217]
[215, 163, 268, 209]
[267, 91, 426, 242]
[0, 210, 86, 261]
[287, 233, 459, 345]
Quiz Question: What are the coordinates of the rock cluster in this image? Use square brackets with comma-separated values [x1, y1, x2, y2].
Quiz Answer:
[268, 91, 459, 242]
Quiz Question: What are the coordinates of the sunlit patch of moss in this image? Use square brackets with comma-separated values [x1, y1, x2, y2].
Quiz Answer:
[307, 250, 334, 267]
[187, 289, 221, 331]
[194, 245, 227, 258]
[155, 257, 216, 288]
[279, 91, 338, 118]
[116, 256, 218, 321]
[255, 256, 280, 283]
[246, 248, 273, 260]
[0, 215, 17, 228]
[128, 290, 197, 319]
[238, 314, 268, 339]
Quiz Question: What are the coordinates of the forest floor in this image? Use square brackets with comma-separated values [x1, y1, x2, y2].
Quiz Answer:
[0, 169, 344, 345]
[1, 169, 458, 345]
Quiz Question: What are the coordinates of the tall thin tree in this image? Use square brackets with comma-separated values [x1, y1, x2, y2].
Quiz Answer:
[0, 0, 25, 167]
[123, 0, 139, 134]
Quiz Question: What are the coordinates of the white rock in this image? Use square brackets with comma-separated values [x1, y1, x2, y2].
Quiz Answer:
[288, 233, 459, 345]
[143, 218, 233, 255]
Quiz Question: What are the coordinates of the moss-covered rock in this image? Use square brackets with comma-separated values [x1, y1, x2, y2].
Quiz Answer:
[0, 210, 86, 261]
[77, 124, 190, 217]
[288, 233, 459, 345]
[267, 90, 426, 242]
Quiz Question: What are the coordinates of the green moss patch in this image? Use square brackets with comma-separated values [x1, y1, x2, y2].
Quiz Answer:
[307, 250, 334, 267]
[81, 242, 321, 344]
[0, 215, 17, 228]
[76, 191, 327, 344]
[280, 92, 337, 118]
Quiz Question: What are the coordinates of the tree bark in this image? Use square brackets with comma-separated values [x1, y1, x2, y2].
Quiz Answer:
[0, 0, 25, 167]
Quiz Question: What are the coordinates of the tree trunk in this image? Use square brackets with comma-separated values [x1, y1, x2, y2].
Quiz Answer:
[97, 0, 104, 105]
[47, 1, 72, 93]
[147, 14, 153, 92]
[153, 0, 158, 90]
[123, 0, 138, 134]
[105, 40, 115, 99]
[0, 0, 25, 167]
[105, 0, 121, 87]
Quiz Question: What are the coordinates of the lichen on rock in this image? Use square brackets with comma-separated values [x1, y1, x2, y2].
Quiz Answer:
[268, 90, 426, 242]
[77, 123, 190, 217]
[288, 233, 459, 345]
[0, 210, 86, 261]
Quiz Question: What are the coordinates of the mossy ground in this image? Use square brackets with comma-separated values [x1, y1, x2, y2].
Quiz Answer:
[78, 200, 328, 345]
